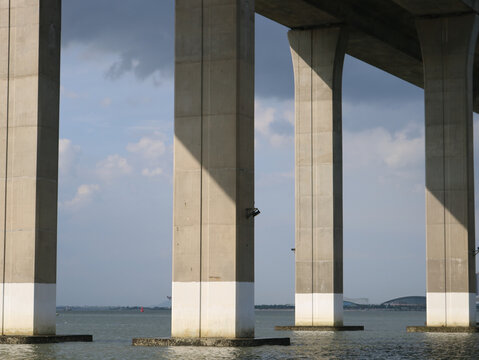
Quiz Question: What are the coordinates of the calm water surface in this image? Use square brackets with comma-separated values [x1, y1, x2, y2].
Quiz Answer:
[1, 310, 479, 359]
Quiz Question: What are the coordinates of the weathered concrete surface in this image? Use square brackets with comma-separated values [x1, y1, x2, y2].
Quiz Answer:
[275, 325, 364, 331]
[0, 0, 61, 335]
[289, 27, 346, 327]
[407, 326, 479, 333]
[417, 13, 478, 327]
[172, 0, 255, 338]
[0, 335, 92, 344]
[132, 337, 290, 347]
[255, 0, 479, 114]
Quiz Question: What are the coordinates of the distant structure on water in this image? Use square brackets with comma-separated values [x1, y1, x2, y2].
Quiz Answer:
[381, 296, 426, 308]
[343, 296, 426, 310]
[344, 297, 369, 306]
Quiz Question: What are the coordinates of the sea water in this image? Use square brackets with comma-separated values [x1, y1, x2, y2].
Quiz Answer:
[1, 310, 479, 359]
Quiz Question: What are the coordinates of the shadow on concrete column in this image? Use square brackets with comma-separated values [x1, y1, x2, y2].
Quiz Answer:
[0, 0, 61, 336]
[288, 26, 347, 327]
[172, 0, 255, 339]
[417, 13, 478, 328]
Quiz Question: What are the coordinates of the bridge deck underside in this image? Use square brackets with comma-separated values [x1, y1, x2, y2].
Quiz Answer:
[256, 0, 479, 113]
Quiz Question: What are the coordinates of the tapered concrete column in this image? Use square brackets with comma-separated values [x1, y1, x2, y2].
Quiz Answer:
[417, 14, 478, 327]
[172, 0, 255, 338]
[0, 0, 61, 335]
[288, 27, 347, 327]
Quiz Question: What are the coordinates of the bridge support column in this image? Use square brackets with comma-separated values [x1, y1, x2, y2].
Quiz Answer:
[172, 0, 255, 338]
[417, 14, 478, 327]
[0, 0, 61, 335]
[288, 27, 347, 327]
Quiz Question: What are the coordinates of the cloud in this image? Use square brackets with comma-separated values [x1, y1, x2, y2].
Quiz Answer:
[142, 167, 163, 177]
[59, 139, 81, 177]
[96, 154, 132, 181]
[63, 184, 100, 208]
[127, 134, 166, 160]
[62, 1, 425, 103]
[61, 2, 291, 97]
[255, 15, 293, 99]
[62, 0, 174, 82]
[343, 123, 425, 191]
[382, 129, 424, 169]
[127, 133, 167, 177]
[344, 124, 424, 171]
[255, 99, 294, 148]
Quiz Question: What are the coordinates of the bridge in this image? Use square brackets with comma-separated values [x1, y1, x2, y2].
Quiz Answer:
[0, 0, 477, 339]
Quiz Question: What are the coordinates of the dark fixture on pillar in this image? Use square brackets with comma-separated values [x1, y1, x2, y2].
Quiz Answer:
[291, 248, 295, 252]
[246, 208, 260, 219]
[473, 247, 479, 256]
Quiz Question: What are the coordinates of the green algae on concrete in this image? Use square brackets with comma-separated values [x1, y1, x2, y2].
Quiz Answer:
[407, 326, 479, 333]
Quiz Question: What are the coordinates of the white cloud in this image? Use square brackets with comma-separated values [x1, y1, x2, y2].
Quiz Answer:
[127, 133, 166, 160]
[255, 99, 294, 148]
[63, 184, 100, 208]
[142, 167, 163, 177]
[127, 132, 167, 177]
[255, 101, 275, 136]
[343, 123, 425, 192]
[382, 128, 424, 169]
[344, 124, 424, 171]
[96, 154, 132, 181]
[59, 138, 81, 177]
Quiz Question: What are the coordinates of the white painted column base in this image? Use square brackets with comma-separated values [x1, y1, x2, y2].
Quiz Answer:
[295, 293, 343, 326]
[172, 282, 254, 338]
[1, 283, 56, 335]
[427, 292, 476, 327]
[171, 282, 201, 338]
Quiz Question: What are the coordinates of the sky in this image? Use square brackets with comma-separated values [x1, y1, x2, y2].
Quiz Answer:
[57, 0, 478, 306]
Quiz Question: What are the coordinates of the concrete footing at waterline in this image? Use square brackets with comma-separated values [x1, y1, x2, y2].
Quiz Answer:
[132, 337, 290, 347]
[275, 325, 364, 331]
[0, 335, 93, 344]
[407, 326, 479, 333]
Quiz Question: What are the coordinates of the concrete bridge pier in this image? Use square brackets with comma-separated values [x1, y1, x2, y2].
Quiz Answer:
[171, 0, 257, 340]
[0, 0, 61, 336]
[288, 27, 347, 328]
[0, 0, 91, 344]
[417, 13, 479, 329]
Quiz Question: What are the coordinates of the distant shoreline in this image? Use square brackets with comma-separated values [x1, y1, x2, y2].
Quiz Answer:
[56, 304, 430, 312]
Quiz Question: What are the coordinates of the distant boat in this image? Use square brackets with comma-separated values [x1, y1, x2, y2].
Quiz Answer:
[140, 306, 144, 313]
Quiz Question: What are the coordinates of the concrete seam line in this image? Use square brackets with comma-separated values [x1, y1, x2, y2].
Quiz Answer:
[2, 0, 12, 336]
[199, 0, 204, 338]
[310, 30, 314, 322]
[441, 18, 447, 325]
